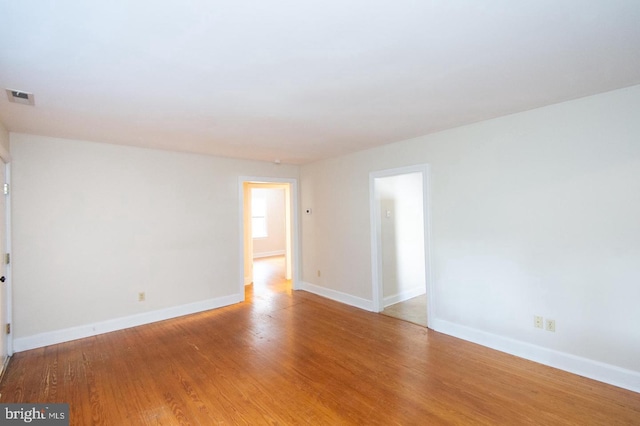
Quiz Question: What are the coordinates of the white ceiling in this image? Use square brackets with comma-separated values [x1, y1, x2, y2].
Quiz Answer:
[1, 1, 639, 164]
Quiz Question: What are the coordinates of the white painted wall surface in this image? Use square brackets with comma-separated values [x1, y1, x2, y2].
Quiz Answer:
[11, 134, 298, 340]
[0, 122, 9, 153]
[377, 173, 425, 302]
[300, 85, 640, 379]
[252, 188, 286, 257]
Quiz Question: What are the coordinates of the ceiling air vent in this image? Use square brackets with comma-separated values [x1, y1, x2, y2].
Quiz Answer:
[6, 89, 35, 106]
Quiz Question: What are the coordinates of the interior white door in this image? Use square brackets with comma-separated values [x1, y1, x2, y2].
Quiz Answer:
[0, 162, 8, 373]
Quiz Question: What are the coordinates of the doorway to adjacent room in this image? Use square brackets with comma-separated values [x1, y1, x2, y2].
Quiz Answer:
[370, 165, 432, 327]
[239, 177, 298, 299]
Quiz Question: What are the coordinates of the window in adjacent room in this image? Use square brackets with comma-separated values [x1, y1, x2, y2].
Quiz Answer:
[251, 189, 268, 238]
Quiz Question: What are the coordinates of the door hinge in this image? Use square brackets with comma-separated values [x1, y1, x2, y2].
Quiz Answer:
[5, 324, 9, 335]
[4, 253, 9, 265]
[2, 183, 8, 195]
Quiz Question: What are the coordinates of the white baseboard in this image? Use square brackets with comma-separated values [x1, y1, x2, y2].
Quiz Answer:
[298, 281, 374, 312]
[13, 293, 243, 353]
[253, 250, 285, 259]
[431, 318, 640, 394]
[13, 285, 639, 394]
[383, 287, 426, 308]
[290, 284, 640, 393]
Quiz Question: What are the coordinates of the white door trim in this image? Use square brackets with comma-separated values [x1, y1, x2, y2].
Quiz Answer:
[2, 162, 12, 361]
[5, 163, 12, 356]
[238, 176, 300, 297]
[369, 164, 434, 328]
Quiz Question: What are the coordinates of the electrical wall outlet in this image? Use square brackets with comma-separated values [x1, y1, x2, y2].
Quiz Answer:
[534, 315, 543, 329]
[138, 292, 146, 302]
[317, 270, 321, 277]
[545, 319, 556, 332]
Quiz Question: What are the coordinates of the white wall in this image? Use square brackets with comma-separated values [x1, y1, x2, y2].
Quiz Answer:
[377, 173, 425, 303]
[300, 85, 640, 389]
[11, 133, 298, 343]
[252, 188, 286, 257]
[0, 122, 9, 156]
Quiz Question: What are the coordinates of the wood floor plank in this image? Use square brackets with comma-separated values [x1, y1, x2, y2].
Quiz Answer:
[1, 256, 639, 425]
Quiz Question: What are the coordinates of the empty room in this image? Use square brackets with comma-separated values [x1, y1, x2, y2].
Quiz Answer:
[0, 1, 639, 424]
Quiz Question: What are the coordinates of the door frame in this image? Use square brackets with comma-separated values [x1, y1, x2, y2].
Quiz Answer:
[369, 164, 433, 327]
[238, 176, 299, 297]
[0, 155, 12, 373]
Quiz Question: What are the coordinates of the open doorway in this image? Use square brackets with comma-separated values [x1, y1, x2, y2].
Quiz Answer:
[250, 187, 288, 297]
[239, 177, 298, 300]
[370, 165, 432, 328]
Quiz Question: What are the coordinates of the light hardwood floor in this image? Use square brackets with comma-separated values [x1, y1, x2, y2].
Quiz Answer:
[382, 294, 428, 327]
[0, 256, 638, 424]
